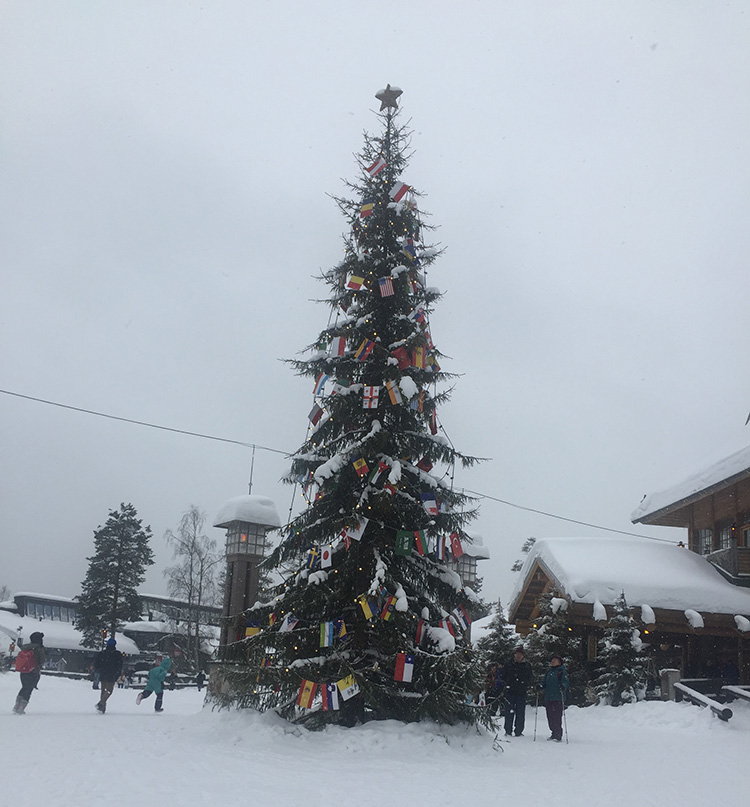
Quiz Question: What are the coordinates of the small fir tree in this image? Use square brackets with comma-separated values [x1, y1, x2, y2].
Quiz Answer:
[510, 537, 536, 573]
[594, 593, 648, 706]
[524, 591, 590, 706]
[477, 599, 518, 668]
[221, 86, 488, 727]
[76, 503, 154, 648]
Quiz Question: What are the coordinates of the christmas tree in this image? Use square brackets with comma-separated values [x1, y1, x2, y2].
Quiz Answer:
[222, 85, 488, 727]
[477, 599, 518, 668]
[523, 591, 590, 706]
[76, 503, 154, 648]
[593, 593, 648, 706]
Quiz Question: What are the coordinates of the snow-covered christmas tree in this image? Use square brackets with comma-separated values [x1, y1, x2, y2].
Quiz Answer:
[523, 591, 590, 706]
[221, 86, 488, 727]
[593, 593, 648, 706]
[477, 599, 518, 668]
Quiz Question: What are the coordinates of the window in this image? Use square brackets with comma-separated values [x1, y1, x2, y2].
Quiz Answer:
[26, 602, 36, 618]
[698, 528, 713, 555]
[455, 556, 477, 586]
[226, 522, 267, 556]
[718, 523, 734, 550]
[52, 605, 61, 621]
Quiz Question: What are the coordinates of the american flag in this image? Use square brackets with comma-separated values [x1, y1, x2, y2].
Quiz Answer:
[378, 276, 395, 297]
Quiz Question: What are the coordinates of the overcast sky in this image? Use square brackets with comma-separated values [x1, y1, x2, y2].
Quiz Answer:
[2, 1, 750, 607]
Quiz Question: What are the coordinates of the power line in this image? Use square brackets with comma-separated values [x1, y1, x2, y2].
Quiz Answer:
[1, 386, 678, 542]
[0, 388, 288, 456]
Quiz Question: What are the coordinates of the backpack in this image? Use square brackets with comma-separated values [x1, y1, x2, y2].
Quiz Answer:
[15, 649, 36, 673]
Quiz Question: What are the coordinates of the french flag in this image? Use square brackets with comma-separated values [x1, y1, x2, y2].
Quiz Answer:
[394, 652, 414, 683]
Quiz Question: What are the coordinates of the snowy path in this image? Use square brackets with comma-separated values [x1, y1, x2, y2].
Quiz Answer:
[1, 675, 747, 807]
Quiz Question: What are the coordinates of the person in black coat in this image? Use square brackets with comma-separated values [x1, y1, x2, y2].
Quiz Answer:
[94, 638, 124, 714]
[502, 647, 533, 737]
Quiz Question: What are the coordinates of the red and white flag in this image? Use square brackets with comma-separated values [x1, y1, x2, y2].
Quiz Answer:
[390, 182, 410, 202]
[320, 545, 333, 568]
[366, 157, 387, 177]
[363, 385, 380, 409]
[394, 653, 414, 683]
[330, 336, 346, 357]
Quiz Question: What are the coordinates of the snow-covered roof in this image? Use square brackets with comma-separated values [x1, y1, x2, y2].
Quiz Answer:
[632, 444, 750, 523]
[11, 592, 77, 603]
[510, 536, 750, 616]
[213, 494, 282, 529]
[461, 530, 491, 560]
[0, 610, 140, 654]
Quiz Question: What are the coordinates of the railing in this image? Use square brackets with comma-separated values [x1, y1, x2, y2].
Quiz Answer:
[674, 682, 733, 721]
[722, 685, 750, 703]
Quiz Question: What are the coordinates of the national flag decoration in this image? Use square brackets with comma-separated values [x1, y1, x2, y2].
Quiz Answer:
[452, 604, 472, 630]
[352, 457, 370, 477]
[321, 682, 340, 711]
[330, 336, 346, 357]
[337, 674, 360, 701]
[268, 613, 277, 627]
[394, 653, 414, 683]
[429, 408, 438, 435]
[360, 199, 375, 218]
[427, 354, 441, 373]
[439, 618, 456, 637]
[450, 531, 464, 559]
[416, 457, 433, 472]
[313, 373, 329, 396]
[308, 403, 324, 426]
[380, 595, 397, 621]
[400, 241, 418, 263]
[347, 274, 365, 290]
[296, 679, 318, 709]
[395, 530, 413, 556]
[412, 346, 426, 369]
[378, 276, 395, 297]
[305, 546, 320, 570]
[408, 305, 426, 323]
[334, 618, 347, 639]
[424, 330, 434, 350]
[413, 529, 426, 556]
[410, 391, 425, 413]
[366, 156, 387, 177]
[383, 481, 397, 496]
[279, 613, 299, 633]
[244, 622, 260, 638]
[320, 544, 333, 568]
[421, 493, 438, 516]
[368, 460, 389, 485]
[385, 380, 403, 405]
[363, 385, 380, 409]
[341, 518, 368, 547]
[357, 594, 376, 620]
[354, 339, 375, 361]
[435, 535, 447, 561]
[391, 346, 411, 369]
[415, 619, 427, 646]
[320, 621, 335, 648]
[389, 182, 410, 202]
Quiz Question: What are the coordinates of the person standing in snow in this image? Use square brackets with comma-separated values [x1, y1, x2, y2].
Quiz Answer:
[13, 631, 45, 714]
[94, 638, 124, 713]
[195, 670, 205, 691]
[136, 655, 172, 712]
[541, 654, 569, 742]
[502, 647, 533, 736]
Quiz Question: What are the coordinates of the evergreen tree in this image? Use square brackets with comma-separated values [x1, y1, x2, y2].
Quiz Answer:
[76, 503, 154, 648]
[510, 536, 536, 573]
[222, 86, 488, 727]
[524, 591, 590, 706]
[476, 599, 518, 668]
[594, 593, 648, 706]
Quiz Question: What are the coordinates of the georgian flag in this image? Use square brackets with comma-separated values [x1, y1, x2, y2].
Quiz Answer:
[366, 157, 387, 177]
[363, 385, 380, 409]
[394, 653, 414, 683]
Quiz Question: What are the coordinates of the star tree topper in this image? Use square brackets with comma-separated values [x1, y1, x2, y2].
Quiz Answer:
[376, 84, 403, 111]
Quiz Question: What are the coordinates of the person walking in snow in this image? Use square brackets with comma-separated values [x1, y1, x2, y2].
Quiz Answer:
[136, 655, 172, 712]
[94, 638, 124, 713]
[503, 646, 533, 737]
[195, 670, 205, 691]
[541, 654, 569, 742]
[12, 631, 45, 714]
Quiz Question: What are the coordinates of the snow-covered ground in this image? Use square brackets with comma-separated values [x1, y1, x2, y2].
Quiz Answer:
[1, 673, 747, 806]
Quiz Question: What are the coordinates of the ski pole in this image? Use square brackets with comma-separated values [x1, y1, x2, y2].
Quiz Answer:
[533, 690, 538, 741]
[562, 690, 569, 744]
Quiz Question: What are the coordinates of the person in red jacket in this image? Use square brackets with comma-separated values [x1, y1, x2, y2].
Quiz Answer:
[13, 631, 45, 715]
